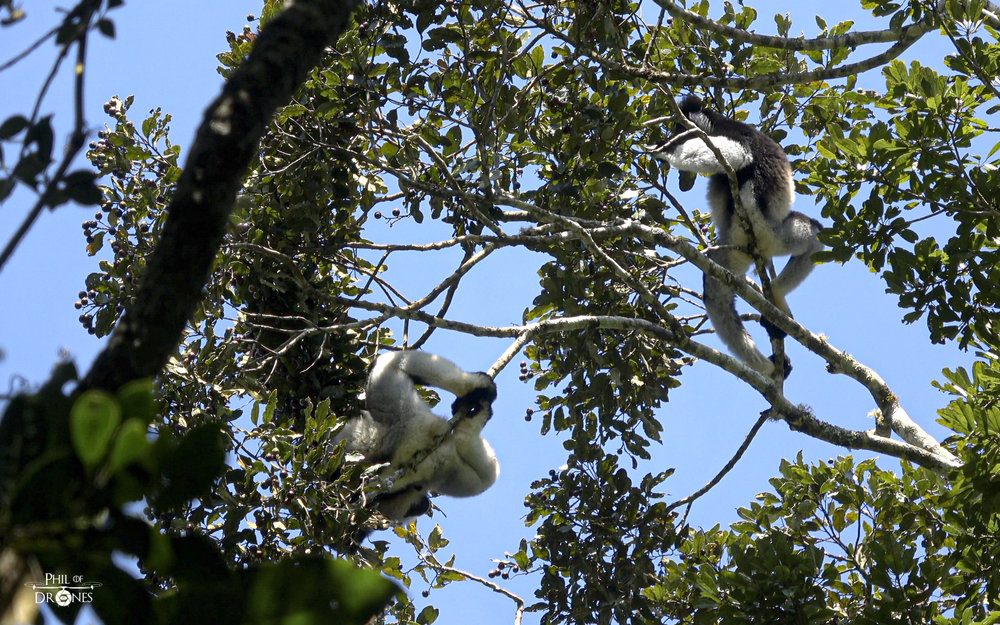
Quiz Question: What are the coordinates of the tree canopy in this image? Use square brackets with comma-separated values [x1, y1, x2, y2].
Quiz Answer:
[2, 0, 1000, 624]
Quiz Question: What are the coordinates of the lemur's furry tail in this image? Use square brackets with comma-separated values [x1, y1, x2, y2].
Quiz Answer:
[703, 273, 788, 378]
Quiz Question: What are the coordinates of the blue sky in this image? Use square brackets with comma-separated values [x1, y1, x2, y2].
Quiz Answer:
[0, 2, 976, 624]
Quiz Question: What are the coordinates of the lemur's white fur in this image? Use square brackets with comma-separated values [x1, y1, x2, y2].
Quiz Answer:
[665, 135, 752, 175]
[337, 350, 499, 520]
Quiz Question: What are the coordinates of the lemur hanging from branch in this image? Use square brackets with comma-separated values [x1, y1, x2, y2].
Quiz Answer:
[336, 350, 499, 520]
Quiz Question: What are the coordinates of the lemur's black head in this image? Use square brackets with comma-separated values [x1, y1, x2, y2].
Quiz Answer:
[675, 95, 714, 134]
[451, 381, 497, 421]
[678, 94, 704, 115]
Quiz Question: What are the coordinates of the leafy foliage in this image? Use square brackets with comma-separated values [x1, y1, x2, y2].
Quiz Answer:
[63, 0, 1000, 621]
[0, 366, 397, 624]
[804, 59, 1000, 348]
[2, 1, 403, 624]
[5, 0, 1000, 623]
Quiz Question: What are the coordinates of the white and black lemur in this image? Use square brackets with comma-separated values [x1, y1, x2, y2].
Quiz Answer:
[649, 95, 823, 378]
[336, 350, 500, 521]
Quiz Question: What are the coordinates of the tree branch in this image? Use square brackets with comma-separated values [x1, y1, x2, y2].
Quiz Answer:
[579, 35, 926, 90]
[600, 219, 960, 467]
[0, 9, 90, 273]
[653, 0, 933, 51]
[413, 534, 525, 625]
[667, 413, 770, 513]
[80, 0, 360, 392]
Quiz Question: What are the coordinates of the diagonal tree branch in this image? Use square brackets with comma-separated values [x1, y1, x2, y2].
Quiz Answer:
[81, 0, 360, 392]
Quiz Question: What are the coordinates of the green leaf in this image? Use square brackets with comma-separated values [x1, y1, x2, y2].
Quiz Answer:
[380, 33, 409, 63]
[0, 115, 29, 139]
[97, 18, 116, 38]
[417, 605, 440, 624]
[87, 231, 105, 255]
[416, 7, 436, 33]
[262, 390, 276, 424]
[26, 115, 54, 159]
[244, 557, 399, 625]
[141, 114, 157, 137]
[155, 423, 227, 508]
[107, 418, 152, 475]
[63, 169, 103, 205]
[116, 378, 156, 423]
[12, 152, 49, 186]
[70, 390, 122, 469]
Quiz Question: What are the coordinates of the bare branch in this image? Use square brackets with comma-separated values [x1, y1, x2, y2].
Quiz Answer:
[668, 413, 770, 512]
[414, 534, 525, 625]
[609, 219, 960, 467]
[653, 0, 934, 51]
[579, 35, 926, 90]
[0, 9, 91, 272]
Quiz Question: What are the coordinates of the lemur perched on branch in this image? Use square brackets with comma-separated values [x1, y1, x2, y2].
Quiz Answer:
[650, 95, 824, 378]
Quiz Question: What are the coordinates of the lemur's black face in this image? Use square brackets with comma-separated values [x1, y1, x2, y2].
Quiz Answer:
[450, 386, 495, 419]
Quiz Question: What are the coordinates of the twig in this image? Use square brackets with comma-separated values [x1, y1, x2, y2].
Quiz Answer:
[667, 413, 769, 512]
